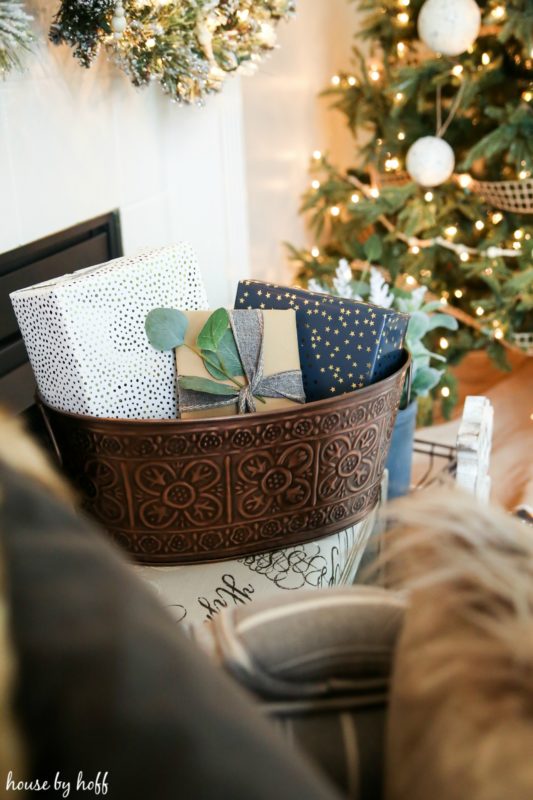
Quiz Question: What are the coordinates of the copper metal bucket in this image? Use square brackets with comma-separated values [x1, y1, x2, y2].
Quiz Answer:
[39, 352, 409, 564]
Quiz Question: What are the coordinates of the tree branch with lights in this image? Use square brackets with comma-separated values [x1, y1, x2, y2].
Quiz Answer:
[288, 0, 533, 389]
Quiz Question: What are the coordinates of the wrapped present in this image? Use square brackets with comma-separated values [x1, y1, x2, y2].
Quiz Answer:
[135, 508, 377, 628]
[10, 244, 208, 419]
[235, 280, 409, 402]
[175, 308, 305, 419]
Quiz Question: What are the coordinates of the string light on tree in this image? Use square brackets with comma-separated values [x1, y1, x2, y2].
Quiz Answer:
[417, 0, 481, 57]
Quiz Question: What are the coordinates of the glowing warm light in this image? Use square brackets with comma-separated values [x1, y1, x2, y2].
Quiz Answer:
[312, 150, 322, 160]
[519, 169, 530, 179]
[145, 37, 156, 48]
[311, 179, 320, 190]
[399, 0, 410, 6]
[424, 191, 433, 202]
[491, 5, 505, 19]
[311, 246, 320, 258]
[494, 328, 504, 339]
[330, 206, 341, 217]
[237, 9, 249, 21]
[445, 225, 458, 237]
[394, 91, 404, 102]
[440, 296, 448, 305]
[454, 289, 463, 298]
[441, 386, 450, 397]
[458, 173, 472, 188]
[369, 67, 381, 81]
[348, 76, 357, 86]
[475, 220, 485, 231]
[459, 251, 469, 262]
[475, 306, 484, 316]
[397, 41, 406, 56]
[481, 52, 490, 65]
[370, 187, 380, 198]
[452, 65, 464, 77]
[514, 229, 524, 239]
[492, 212, 503, 223]
[523, 91, 533, 102]
[484, 267, 493, 275]
[397, 11, 410, 24]
[331, 75, 341, 86]
[351, 193, 360, 203]
[513, 241, 522, 250]
[410, 245, 420, 254]
[439, 337, 449, 349]
[398, 131, 406, 141]
[406, 275, 416, 285]
[385, 156, 400, 171]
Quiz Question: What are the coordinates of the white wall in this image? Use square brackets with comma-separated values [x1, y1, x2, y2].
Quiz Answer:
[0, 1, 250, 307]
[241, 0, 357, 285]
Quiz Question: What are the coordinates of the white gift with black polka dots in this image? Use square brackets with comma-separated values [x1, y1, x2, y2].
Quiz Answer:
[10, 243, 208, 419]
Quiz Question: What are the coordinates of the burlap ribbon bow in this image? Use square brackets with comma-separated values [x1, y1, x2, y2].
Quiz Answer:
[178, 309, 306, 414]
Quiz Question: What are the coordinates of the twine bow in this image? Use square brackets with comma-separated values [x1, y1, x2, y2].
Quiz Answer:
[178, 310, 305, 415]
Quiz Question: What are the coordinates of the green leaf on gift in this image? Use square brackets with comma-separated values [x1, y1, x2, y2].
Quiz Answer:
[145, 308, 188, 351]
[178, 376, 238, 396]
[197, 308, 230, 352]
[203, 328, 244, 380]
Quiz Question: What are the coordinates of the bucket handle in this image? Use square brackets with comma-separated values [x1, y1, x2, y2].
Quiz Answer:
[36, 395, 63, 468]
[404, 358, 413, 406]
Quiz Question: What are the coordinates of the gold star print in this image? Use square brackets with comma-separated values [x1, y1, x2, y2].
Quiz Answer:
[306, 310, 313, 315]
[266, 292, 271, 298]
[345, 309, 351, 316]
[335, 346, 340, 352]
[351, 382, 357, 389]
[366, 362, 372, 368]
[303, 299, 309, 305]
[357, 345, 362, 350]
[327, 315, 332, 321]
[340, 308, 345, 315]
[359, 332, 364, 338]
[289, 299, 294, 306]
[285, 292, 291, 298]
[260, 303, 265, 309]
[257, 290, 263, 296]
[355, 309, 360, 315]
[330, 352, 335, 358]
[342, 322, 347, 328]
[294, 305, 300, 311]
[239, 298, 245, 303]
[325, 340, 330, 347]
[243, 291, 249, 297]
[354, 320, 360, 326]
[312, 343, 317, 349]
[321, 310, 327, 317]
[338, 377, 344, 384]
[328, 365, 334, 370]
[314, 300, 320, 306]
[348, 373, 353, 378]
[344, 339, 349, 345]
[316, 335, 322, 342]
[345, 354, 351, 360]
[316, 354, 321, 359]
[334, 329, 339, 335]
[320, 367, 325, 373]
[366, 346, 371, 352]
[350, 331, 355, 337]
[330, 387, 336, 393]
[363, 319, 369, 325]
[325, 326, 330, 332]
[371, 312, 376, 319]
[314, 309, 319, 314]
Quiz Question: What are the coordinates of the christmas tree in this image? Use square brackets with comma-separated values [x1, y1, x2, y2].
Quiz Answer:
[288, 0, 533, 408]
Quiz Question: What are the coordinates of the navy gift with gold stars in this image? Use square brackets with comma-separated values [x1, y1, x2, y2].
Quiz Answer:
[235, 280, 409, 403]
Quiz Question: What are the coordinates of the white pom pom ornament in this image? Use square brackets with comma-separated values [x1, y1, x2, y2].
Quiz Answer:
[406, 136, 455, 187]
[418, 0, 481, 56]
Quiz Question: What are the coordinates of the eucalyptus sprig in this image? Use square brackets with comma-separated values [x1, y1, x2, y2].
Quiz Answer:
[145, 307, 266, 403]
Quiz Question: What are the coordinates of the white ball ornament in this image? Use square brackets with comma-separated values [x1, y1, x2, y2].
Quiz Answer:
[406, 136, 455, 187]
[111, 1, 127, 39]
[418, 0, 481, 56]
